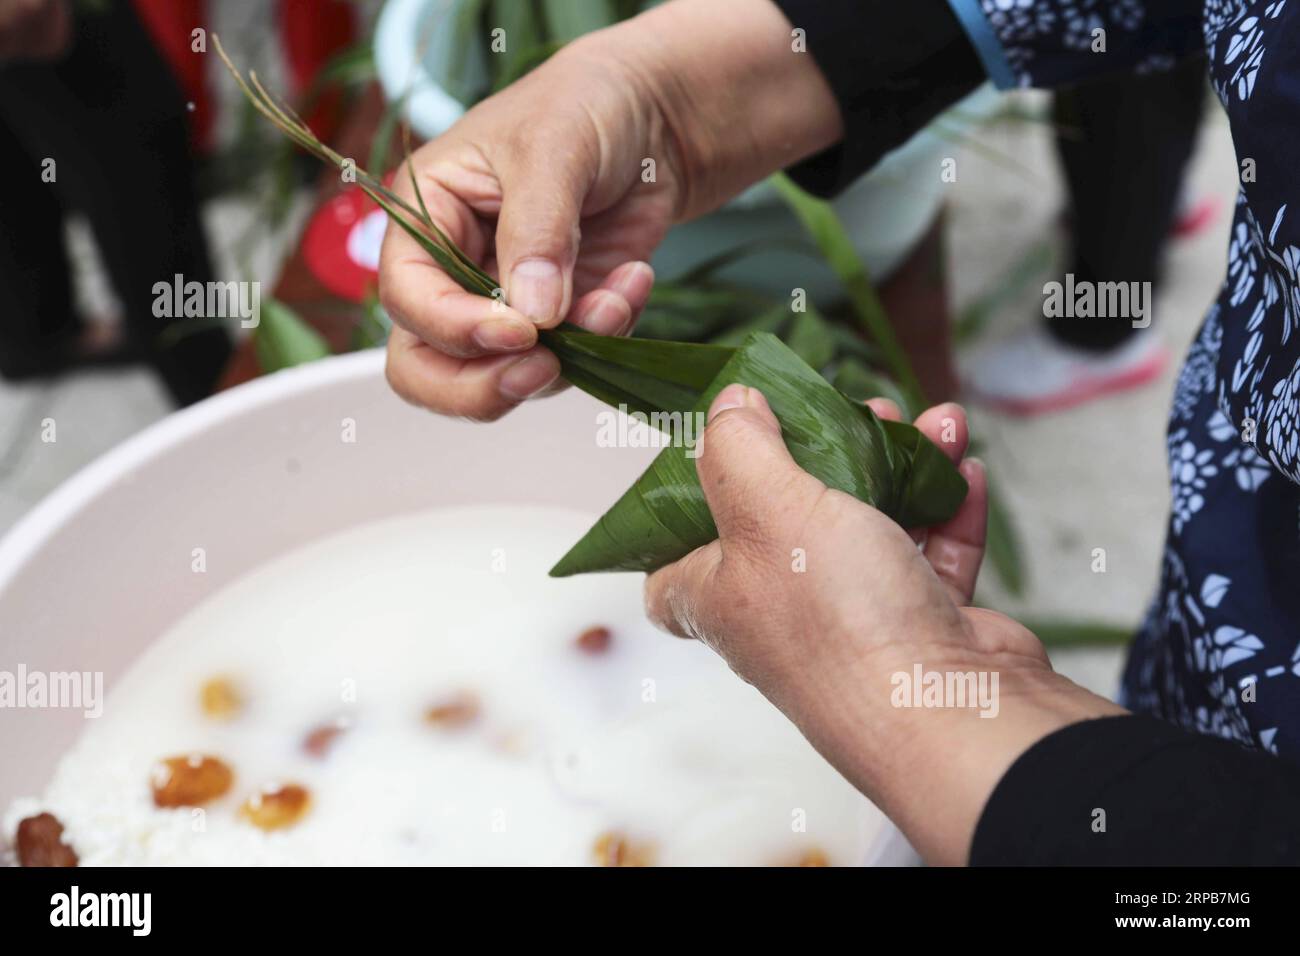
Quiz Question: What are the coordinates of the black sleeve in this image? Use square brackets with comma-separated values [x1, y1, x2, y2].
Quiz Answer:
[770, 0, 986, 197]
[971, 715, 1300, 865]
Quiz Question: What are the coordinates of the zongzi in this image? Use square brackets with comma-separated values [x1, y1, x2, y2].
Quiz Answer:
[548, 330, 967, 575]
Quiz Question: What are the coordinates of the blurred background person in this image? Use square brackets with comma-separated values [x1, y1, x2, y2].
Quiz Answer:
[0, 0, 230, 406]
[962, 57, 1213, 413]
[0, 0, 356, 407]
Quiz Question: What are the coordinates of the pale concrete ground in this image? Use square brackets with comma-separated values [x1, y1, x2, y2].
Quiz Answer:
[0, 79, 1241, 701]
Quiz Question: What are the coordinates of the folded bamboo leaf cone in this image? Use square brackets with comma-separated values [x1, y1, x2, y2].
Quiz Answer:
[549, 332, 968, 576]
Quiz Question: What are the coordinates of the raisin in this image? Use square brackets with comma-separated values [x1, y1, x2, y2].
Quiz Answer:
[424, 692, 479, 728]
[303, 719, 348, 758]
[15, 813, 77, 867]
[592, 831, 654, 867]
[575, 626, 612, 654]
[150, 754, 234, 807]
[240, 783, 311, 831]
[199, 677, 242, 720]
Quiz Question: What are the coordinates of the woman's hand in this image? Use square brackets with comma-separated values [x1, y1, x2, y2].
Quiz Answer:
[645, 384, 1124, 864]
[379, 0, 842, 422]
[380, 33, 672, 421]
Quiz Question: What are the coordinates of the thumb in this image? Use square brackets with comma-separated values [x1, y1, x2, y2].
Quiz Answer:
[494, 152, 584, 328]
[698, 385, 819, 543]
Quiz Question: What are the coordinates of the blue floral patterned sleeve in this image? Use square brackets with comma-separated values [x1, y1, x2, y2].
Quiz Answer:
[947, 0, 1203, 87]
[949, 0, 1300, 759]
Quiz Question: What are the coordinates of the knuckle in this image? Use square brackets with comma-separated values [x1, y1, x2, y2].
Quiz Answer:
[438, 329, 482, 361]
[377, 283, 407, 328]
[456, 399, 511, 424]
[701, 407, 754, 456]
[667, 551, 715, 640]
[446, 376, 511, 422]
[644, 551, 713, 641]
[642, 574, 681, 638]
[384, 347, 455, 417]
[642, 574, 670, 629]
[387, 366, 443, 417]
[383, 344, 413, 402]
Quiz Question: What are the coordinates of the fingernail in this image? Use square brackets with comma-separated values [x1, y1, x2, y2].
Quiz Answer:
[509, 259, 563, 325]
[472, 319, 534, 352]
[573, 291, 630, 336]
[708, 384, 749, 421]
[747, 388, 772, 414]
[610, 261, 655, 307]
[499, 353, 561, 401]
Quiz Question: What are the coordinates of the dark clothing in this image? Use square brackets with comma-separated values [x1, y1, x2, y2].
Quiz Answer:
[775, 0, 1206, 353]
[0, 1, 230, 406]
[972, 716, 1300, 865]
[1051, 58, 1208, 351]
[775, 0, 984, 198]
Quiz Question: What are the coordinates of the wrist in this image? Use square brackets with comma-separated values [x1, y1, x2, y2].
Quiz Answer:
[778, 617, 1126, 865]
[597, 0, 843, 220]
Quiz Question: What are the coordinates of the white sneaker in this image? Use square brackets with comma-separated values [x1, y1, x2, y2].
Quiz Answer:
[960, 326, 1168, 415]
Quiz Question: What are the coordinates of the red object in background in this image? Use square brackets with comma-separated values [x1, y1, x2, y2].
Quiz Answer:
[278, 0, 356, 142]
[132, 0, 356, 156]
[132, 0, 214, 154]
[1171, 196, 1221, 241]
[301, 185, 385, 303]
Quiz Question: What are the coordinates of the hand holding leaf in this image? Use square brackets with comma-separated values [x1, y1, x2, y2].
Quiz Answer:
[214, 37, 967, 576]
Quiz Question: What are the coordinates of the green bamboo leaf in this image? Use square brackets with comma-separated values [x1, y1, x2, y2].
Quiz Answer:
[254, 299, 331, 373]
[403, 125, 435, 226]
[823, 319, 884, 366]
[612, 0, 646, 20]
[632, 309, 709, 343]
[308, 42, 376, 92]
[634, 284, 763, 341]
[489, 0, 544, 88]
[443, 0, 491, 105]
[876, 419, 969, 527]
[549, 332, 967, 576]
[644, 284, 759, 315]
[538, 0, 616, 42]
[543, 327, 734, 419]
[985, 475, 1026, 596]
[1023, 618, 1135, 648]
[785, 307, 835, 370]
[831, 359, 914, 418]
[495, 40, 562, 88]
[770, 173, 925, 407]
[368, 97, 407, 176]
[707, 304, 788, 348]
[359, 184, 497, 297]
[668, 237, 818, 286]
[351, 292, 392, 350]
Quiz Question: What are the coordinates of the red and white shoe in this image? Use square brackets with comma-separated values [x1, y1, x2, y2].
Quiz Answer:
[1171, 195, 1221, 241]
[960, 327, 1169, 416]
